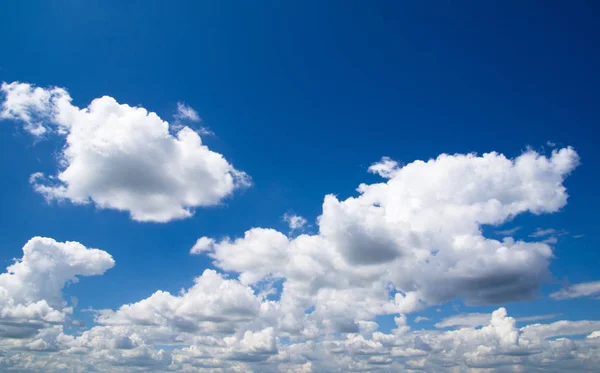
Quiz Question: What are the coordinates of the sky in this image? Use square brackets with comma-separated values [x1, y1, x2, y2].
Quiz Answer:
[0, 1, 599, 372]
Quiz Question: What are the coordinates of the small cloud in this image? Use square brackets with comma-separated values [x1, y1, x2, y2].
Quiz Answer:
[435, 313, 490, 329]
[573, 234, 585, 239]
[529, 228, 568, 245]
[414, 316, 429, 323]
[368, 157, 399, 179]
[547, 141, 556, 147]
[190, 237, 215, 255]
[495, 227, 520, 236]
[197, 127, 214, 136]
[550, 281, 600, 300]
[515, 313, 561, 322]
[529, 228, 557, 238]
[70, 296, 79, 308]
[283, 213, 307, 231]
[175, 102, 201, 122]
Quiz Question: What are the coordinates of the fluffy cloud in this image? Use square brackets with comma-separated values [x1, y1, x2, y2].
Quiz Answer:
[196, 148, 579, 335]
[0, 237, 114, 339]
[283, 213, 307, 231]
[4, 301, 600, 373]
[0, 82, 249, 222]
[550, 281, 600, 300]
[1, 147, 595, 372]
[96, 269, 263, 333]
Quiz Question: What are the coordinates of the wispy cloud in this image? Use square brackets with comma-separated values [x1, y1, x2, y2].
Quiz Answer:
[496, 226, 520, 236]
[175, 102, 201, 122]
[550, 281, 600, 300]
[516, 313, 561, 322]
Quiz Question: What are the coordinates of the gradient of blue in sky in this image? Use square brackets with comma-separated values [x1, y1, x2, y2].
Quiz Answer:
[0, 1, 599, 372]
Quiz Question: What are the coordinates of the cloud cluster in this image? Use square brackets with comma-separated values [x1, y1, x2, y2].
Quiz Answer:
[1, 82, 249, 222]
[194, 148, 580, 335]
[0, 237, 114, 339]
[1, 103, 598, 372]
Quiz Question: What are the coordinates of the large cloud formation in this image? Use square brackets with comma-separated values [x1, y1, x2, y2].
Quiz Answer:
[0, 82, 250, 222]
[194, 148, 580, 333]
[0, 143, 597, 371]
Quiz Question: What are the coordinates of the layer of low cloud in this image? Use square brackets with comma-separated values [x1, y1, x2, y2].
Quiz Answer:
[0, 82, 249, 222]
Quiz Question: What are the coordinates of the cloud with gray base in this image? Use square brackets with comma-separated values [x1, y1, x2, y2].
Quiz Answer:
[0, 82, 250, 222]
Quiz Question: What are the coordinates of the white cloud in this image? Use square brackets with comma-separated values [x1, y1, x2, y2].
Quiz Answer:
[414, 316, 429, 323]
[2, 305, 600, 372]
[96, 269, 263, 332]
[435, 313, 491, 329]
[189, 236, 216, 255]
[530, 228, 557, 237]
[0, 237, 114, 339]
[550, 281, 600, 300]
[368, 156, 399, 178]
[283, 213, 307, 231]
[495, 226, 520, 236]
[0, 146, 592, 372]
[515, 313, 561, 322]
[197, 148, 579, 330]
[0, 82, 250, 222]
[175, 102, 201, 122]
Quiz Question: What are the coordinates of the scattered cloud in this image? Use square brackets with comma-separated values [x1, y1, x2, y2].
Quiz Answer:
[189, 236, 216, 255]
[283, 213, 307, 231]
[435, 313, 490, 328]
[0, 118, 591, 371]
[516, 313, 561, 322]
[0, 82, 250, 222]
[550, 281, 600, 300]
[530, 228, 558, 238]
[495, 226, 520, 236]
[175, 102, 200, 122]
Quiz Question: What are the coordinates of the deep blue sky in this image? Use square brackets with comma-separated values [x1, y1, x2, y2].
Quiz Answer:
[1, 0, 599, 330]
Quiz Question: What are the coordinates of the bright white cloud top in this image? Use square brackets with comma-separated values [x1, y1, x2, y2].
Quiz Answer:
[0, 82, 250, 222]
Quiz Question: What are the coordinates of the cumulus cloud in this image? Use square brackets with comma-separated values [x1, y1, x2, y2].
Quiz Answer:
[0, 237, 114, 339]
[550, 281, 600, 300]
[96, 269, 263, 332]
[3, 306, 599, 372]
[0, 81, 249, 222]
[0, 147, 593, 372]
[196, 148, 579, 332]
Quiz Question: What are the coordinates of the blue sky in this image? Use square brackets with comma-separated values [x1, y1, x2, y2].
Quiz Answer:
[0, 1, 599, 372]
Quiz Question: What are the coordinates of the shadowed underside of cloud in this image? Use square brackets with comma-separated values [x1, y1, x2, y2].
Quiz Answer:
[0, 82, 250, 222]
